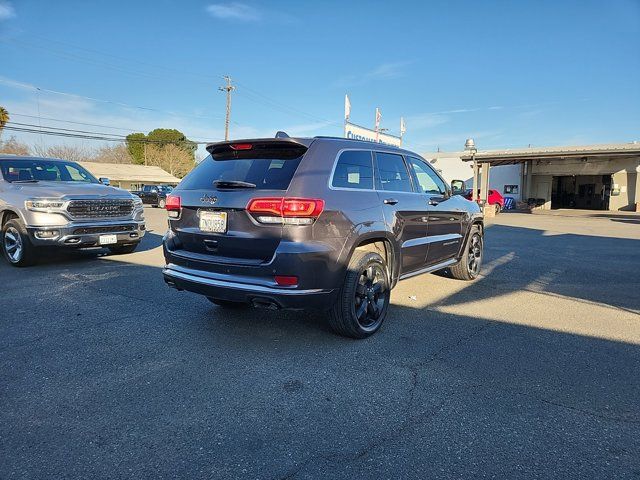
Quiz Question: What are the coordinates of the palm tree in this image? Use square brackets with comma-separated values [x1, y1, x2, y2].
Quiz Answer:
[0, 107, 8, 138]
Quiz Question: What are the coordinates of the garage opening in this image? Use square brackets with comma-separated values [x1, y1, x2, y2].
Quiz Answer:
[551, 175, 612, 210]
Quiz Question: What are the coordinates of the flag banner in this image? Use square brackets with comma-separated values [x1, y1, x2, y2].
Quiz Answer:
[344, 94, 351, 120]
[400, 117, 406, 136]
[344, 121, 402, 147]
[375, 108, 382, 129]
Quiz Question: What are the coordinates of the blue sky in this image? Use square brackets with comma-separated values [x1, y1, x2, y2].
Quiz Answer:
[0, 0, 638, 158]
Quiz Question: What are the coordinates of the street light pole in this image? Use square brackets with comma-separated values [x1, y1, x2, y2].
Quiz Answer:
[465, 138, 478, 202]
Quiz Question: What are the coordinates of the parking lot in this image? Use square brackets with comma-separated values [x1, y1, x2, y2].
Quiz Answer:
[1, 207, 639, 479]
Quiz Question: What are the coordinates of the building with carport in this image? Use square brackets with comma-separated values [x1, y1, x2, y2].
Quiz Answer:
[78, 162, 181, 191]
[461, 142, 640, 211]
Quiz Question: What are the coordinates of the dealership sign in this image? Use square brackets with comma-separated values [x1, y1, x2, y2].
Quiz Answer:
[344, 122, 402, 147]
[343, 95, 405, 147]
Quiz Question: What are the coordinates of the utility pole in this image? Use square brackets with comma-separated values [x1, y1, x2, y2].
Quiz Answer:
[219, 76, 235, 141]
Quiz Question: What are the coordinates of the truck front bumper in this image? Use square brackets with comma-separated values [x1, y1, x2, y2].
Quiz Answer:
[26, 220, 146, 247]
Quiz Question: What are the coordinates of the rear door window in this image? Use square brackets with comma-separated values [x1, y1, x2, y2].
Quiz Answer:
[331, 150, 374, 190]
[374, 152, 413, 193]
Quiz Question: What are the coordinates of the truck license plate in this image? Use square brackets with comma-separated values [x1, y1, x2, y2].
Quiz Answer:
[199, 210, 227, 233]
[99, 234, 118, 245]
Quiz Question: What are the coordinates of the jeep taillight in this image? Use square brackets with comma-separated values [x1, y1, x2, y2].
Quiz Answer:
[246, 197, 324, 225]
[165, 195, 181, 218]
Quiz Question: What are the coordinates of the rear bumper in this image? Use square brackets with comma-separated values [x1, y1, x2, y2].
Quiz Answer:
[163, 263, 336, 309]
[26, 220, 146, 247]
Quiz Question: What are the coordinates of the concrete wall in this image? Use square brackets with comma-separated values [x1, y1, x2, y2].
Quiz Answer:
[425, 154, 473, 184]
[610, 171, 637, 211]
[530, 175, 553, 209]
[530, 156, 639, 176]
[489, 165, 522, 201]
[425, 152, 522, 197]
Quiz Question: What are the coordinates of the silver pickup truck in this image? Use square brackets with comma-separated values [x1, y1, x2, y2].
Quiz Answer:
[0, 155, 145, 266]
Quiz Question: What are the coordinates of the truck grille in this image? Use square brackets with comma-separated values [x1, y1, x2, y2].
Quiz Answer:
[67, 199, 134, 219]
[72, 224, 136, 235]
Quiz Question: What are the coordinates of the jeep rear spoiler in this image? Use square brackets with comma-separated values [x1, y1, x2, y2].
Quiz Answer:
[206, 138, 310, 161]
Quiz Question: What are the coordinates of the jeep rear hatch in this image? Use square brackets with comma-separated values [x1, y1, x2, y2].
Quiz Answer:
[168, 140, 312, 264]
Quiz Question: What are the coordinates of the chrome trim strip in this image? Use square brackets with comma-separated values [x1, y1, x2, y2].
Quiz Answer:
[163, 266, 330, 296]
[399, 258, 457, 281]
[402, 233, 462, 249]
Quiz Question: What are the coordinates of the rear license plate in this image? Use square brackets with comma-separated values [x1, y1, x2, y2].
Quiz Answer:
[99, 234, 118, 245]
[199, 210, 227, 233]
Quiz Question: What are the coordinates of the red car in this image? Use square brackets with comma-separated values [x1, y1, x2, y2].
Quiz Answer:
[464, 189, 505, 213]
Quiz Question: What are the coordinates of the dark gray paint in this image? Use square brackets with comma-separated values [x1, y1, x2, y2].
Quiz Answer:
[163, 137, 482, 306]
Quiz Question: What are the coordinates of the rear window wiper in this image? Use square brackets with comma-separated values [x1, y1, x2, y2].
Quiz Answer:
[213, 180, 256, 189]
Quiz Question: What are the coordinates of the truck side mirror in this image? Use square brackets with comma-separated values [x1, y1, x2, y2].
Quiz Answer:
[451, 179, 465, 195]
[99, 177, 110, 186]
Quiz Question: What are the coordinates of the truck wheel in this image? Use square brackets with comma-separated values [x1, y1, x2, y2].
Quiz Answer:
[495, 204, 501, 214]
[158, 198, 166, 209]
[107, 243, 139, 255]
[329, 251, 390, 339]
[2, 218, 36, 267]
[450, 225, 483, 281]
[207, 297, 247, 308]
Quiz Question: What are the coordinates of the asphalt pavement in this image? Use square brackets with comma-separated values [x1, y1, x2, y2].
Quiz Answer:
[1, 207, 639, 479]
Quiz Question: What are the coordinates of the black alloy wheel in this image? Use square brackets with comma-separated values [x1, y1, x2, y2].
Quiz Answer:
[353, 263, 389, 332]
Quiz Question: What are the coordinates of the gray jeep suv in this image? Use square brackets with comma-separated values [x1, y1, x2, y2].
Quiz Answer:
[0, 156, 145, 266]
[162, 135, 483, 338]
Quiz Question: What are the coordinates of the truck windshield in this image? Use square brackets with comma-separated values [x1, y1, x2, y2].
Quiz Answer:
[0, 159, 99, 183]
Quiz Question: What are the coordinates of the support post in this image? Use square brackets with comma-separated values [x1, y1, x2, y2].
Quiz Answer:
[472, 156, 479, 202]
[481, 163, 490, 203]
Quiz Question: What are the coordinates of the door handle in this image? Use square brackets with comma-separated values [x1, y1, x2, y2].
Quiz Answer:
[428, 199, 440, 206]
[383, 198, 398, 205]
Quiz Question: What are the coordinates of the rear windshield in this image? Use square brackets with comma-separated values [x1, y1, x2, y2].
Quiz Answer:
[179, 152, 304, 191]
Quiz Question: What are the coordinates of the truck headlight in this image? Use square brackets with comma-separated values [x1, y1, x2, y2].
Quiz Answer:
[25, 199, 65, 211]
[132, 196, 143, 208]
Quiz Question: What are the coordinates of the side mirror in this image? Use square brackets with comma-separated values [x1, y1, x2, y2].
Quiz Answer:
[99, 177, 111, 186]
[451, 179, 466, 195]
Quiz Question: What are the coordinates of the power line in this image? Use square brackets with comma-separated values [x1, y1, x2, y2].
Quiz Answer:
[3, 122, 220, 145]
[0, 77, 225, 121]
[10, 113, 143, 132]
[7, 113, 215, 142]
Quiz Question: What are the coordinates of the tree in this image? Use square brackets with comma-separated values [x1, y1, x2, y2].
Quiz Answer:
[0, 136, 29, 155]
[91, 144, 133, 164]
[147, 128, 196, 160]
[126, 133, 147, 165]
[144, 144, 195, 178]
[32, 144, 89, 163]
[0, 106, 9, 138]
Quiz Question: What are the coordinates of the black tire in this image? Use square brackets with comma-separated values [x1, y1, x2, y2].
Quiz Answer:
[207, 297, 248, 308]
[450, 225, 483, 281]
[328, 251, 391, 339]
[495, 204, 501, 214]
[107, 243, 139, 255]
[1, 218, 36, 267]
[158, 198, 166, 209]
